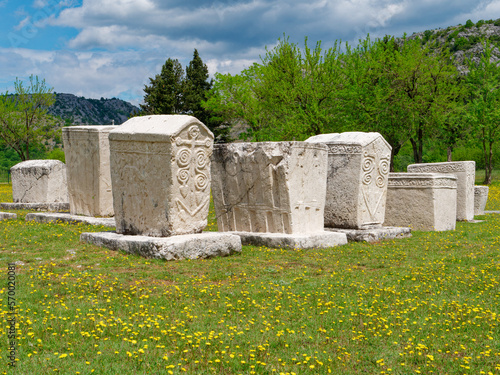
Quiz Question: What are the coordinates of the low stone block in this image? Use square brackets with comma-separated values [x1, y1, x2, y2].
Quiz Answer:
[80, 232, 242, 260]
[306, 132, 391, 229]
[230, 231, 347, 249]
[326, 226, 412, 242]
[63, 125, 116, 217]
[407, 161, 475, 221]
[474, 186, 489, 216]
[384, 173, 457, 231]
[0, 212, 17, 221]
[11, 160, 68, 203]
[0, 202, 69, 212]
[26, 212, 115, 227]
[109, 115, 214, 237]
[211, 142, 328, 234]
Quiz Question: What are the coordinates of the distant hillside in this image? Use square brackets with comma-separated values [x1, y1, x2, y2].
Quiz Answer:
[410, 18, 500, 73]
[48, 93, 140, 125]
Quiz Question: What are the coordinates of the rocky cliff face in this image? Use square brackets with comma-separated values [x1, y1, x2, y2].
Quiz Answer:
[410, 19, 500, 73]
[48, 93, 139, 125]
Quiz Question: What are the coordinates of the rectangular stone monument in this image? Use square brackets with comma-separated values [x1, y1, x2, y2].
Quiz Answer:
[305, 132, 392, 229]
[211, 142, 347, 248]
[384, 173, 457, 231]
[62, 125, 116, 217]
[474, 186, 489, 215]
[407, 161, 475, 221]
[81, 115, 242, 260]
[10, 160, 68, 204]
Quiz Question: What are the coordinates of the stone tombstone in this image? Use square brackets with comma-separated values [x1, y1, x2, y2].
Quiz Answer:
[407, 161, 475, 221]
[474, 185, 489, 215]
[11, 160, 68, 203]
[305, 132, 391, 229]
[109, 115, 214, 237]
[62, 125, 117, 217]
[211, 142, 328, 234]
[385, 173, 457, 231]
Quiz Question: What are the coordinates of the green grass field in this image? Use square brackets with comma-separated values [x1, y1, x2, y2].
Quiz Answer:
[0, 181, 499, 375]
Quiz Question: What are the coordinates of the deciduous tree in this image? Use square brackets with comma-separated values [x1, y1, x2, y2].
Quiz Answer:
[0, 75, 56, 161]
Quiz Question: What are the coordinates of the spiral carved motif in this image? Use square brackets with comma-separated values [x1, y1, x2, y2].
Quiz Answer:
[195, 150, 208, 170]
[362, 155, 375, 173]
[188, 126, 200, 140]
[177, 169, 190, 184]
[195, 172, 209, 191]
[177, 148, 191, 168]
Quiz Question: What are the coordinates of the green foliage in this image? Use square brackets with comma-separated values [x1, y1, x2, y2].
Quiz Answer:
[465, 40, 500, 184]
[0, 75, 56, 161]
[139, 51, 225, 141]
[45, 147, 65, 163]
[465, 19, 475, 28]
[476, 19, 486, 28]
[140, 58, 184, 115]
[205, 36, 344, 141]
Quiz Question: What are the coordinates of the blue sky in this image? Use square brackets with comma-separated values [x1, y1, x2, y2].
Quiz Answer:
[0, 0, 498, 106]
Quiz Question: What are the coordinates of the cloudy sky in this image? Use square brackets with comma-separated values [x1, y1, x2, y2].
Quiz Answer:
[0, 0, 498, 105]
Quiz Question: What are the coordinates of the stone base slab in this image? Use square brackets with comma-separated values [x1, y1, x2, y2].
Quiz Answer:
[484, 211, 500, 214]
[0, 212, 17, 221]
[229, 231, 347, 249]
[326, 226, 412, 242]
[81, 231, 242, 260]
[25, 212, 115, 227]
[467, 219, 485, 224]
[1, 202, 69, 211]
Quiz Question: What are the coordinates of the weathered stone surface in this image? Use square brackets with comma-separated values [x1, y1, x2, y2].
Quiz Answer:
[230, 231, 347, 249]
[80, 231, 242, 260]
[109, 115, 214, 237]
[407, 161, 475, 221]
[0, 212, 17, 220]
[306, 132, 391, 229]
[384, 173, 457, 231]
[26, 212, 115, 227]
[326, 226, 412, 242]
[11, 160, 68, 203]
[211, 142, 328, 234]
[63, 125, 116, 217]
[0, 202, 69, 211]
[474, 185, 489, 216]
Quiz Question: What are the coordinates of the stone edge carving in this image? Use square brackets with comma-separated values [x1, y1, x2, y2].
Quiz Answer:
[388, 177, 457, 189]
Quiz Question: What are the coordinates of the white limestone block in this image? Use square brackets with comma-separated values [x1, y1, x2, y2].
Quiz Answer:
[384, 173, 457, 231]
[80, 231, 242, 260]
[306, 132, 391, 229]
[11, 160, 68, 203]
[63, 125, 117, 217]
[211, 142, 328, 234]
[474, 186, 489, 215]
[407, 161, 475, 221]
[109, 115, 214, 237]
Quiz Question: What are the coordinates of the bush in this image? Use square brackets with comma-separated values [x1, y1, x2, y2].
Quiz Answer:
[465, 19, 475, 28]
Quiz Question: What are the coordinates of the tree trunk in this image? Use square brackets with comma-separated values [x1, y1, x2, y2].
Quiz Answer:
[447, 146, 453, 162]
[484, 141, 494, 185]
[390, 143, 402, 172]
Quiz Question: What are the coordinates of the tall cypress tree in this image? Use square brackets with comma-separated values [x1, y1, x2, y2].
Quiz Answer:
[140, 58, 184, 115]
[183, 49, 213, 126]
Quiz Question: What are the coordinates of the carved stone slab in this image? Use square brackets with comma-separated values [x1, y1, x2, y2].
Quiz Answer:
[11, 160, 68, 204]
[474, 186, 489, 216]
[0, 212, 17, 221]
[26, 212, 115, 227]
[384, 173, 457, 231]
[211, 142, 328, 235]
[109, 115, 214, 237]
[63, 126, 117, 217]
[80, 231, 242, 260]
[306, 132, 391, 229]
[0, 202, 69, 212]
[407, 161, 475, 221]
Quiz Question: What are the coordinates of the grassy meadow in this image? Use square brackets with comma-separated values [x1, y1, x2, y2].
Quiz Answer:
[0, 180, 499, 375]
